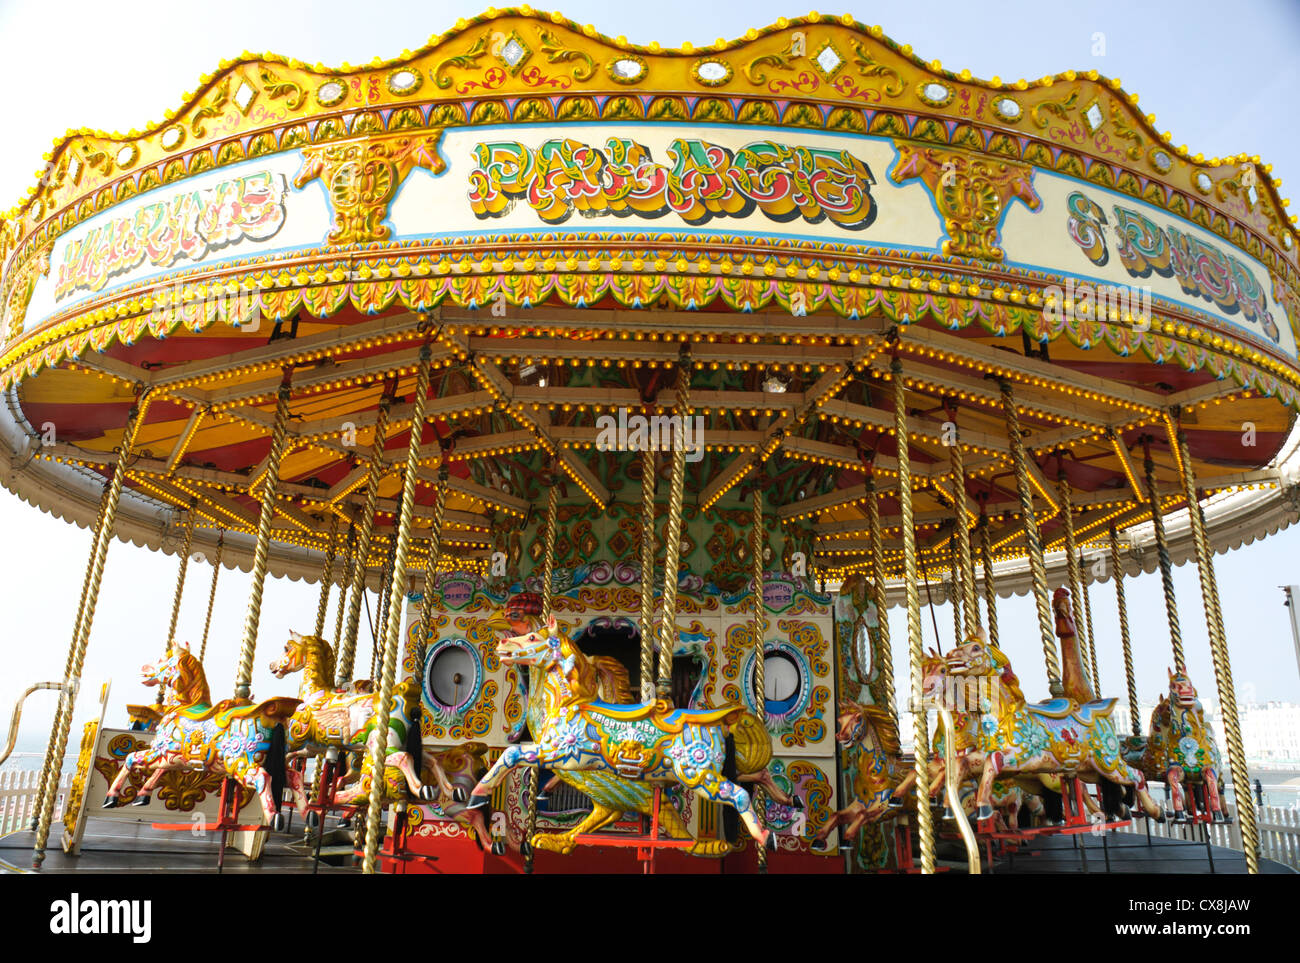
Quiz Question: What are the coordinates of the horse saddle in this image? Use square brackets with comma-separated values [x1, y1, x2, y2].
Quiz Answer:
[582, 699, 745, 735]
[1027, 696, 1117, 728]
[179, 696, 302, 727]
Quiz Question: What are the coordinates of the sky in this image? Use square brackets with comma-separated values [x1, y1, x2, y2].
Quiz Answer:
[0, 0, 1299, 759]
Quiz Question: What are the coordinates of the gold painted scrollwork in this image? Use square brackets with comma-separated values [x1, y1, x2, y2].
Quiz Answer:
[293, 133, 446, 245]
[849, 42, 903, 97]
[1031, 87, 1080, 129]
[191, 79, 231, 138]
[433, 32, 491, 90]
[889, 144, 1042, 262]
[258, 68, 308, 111]
[537, 27, 595, 81]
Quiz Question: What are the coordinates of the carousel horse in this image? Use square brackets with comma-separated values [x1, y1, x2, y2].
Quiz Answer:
[102, 643, 304, 826]
[1123, 669, 1225, 822]
[467, 612, 782, 857]
[814, 700, 908, 848]
[944, 629, 1164, 822]
[269, 631, 444, 805]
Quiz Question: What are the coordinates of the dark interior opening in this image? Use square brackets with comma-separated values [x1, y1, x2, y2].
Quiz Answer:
[569, 619, 702, 707]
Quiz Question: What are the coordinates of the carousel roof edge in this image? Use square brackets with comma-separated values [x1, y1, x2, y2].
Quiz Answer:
[0, 7, 1296, 260]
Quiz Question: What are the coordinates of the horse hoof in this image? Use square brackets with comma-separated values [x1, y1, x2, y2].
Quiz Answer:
[1173, 810, 1187, 823]
[535, 793, 549, 806]
[764, 830, 777, 852]
[418, 785, 436, 801]
[101, 796, 119, 810]
[465, 793, 490, 810]
[452, 786, 468, 804]
[306, 811, 320, 829]
[130, 793, 151, 808]
[337, 816, 352, 829]
[810, 836, 830, 853]
[887, 797, 904, 809]
[1213, 812, 1227, 824]
[791, 794, 804, 810]
[942, 807, 954, 820]
[520, 841, 533, 858]
[491, 840, 506, 856]
[273, 813, 288, 832]
[976, 805, 994, 821]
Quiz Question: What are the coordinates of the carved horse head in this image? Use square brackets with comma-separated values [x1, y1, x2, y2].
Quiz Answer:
[945, 637, 1024, 707]
[141, 644, 210, 707]
[269, 630, 335, 682]
[1168, 668, 1198, 708]
[836, 700, 900, 756]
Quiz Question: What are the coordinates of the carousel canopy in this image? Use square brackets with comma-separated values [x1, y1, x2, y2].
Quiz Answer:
[0, 10, 1296, 589]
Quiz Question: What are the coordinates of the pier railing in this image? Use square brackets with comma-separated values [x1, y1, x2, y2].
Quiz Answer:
[1113, 804, 1300, 871]
[0, 767, 70, 835]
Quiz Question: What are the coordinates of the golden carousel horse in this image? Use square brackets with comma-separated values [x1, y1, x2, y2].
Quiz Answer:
[468, 605, 790, 857]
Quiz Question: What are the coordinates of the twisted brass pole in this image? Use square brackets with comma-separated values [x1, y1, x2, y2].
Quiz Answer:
[1174, 423, 1258, 874]
[978, 513, 999, 648]
[1058, 474, 1092, 688]
[892, 358, 935, 874]
[334, 522, 356, 650]
[1080, 554, 1100, 691]
[865, 477, 896, 724]
[947, 416, 978, 638]
[1000, 379, 1061, 696]
[750, 482, 768, 872]
[235, 381, 293, 700]
[1109, 526, 1139, 736]
[198, 532, 224, 665]
[314, 514, 340, 637]
[338, 398, 392, 685]
[418, 466, 450, 651]
[31, 478, 111, 830]
[1143, 445, 1185, 673]
[362, 347, 433, 874]
[656, 350, 692, 701]
[525, 480, 560, 874]
[158, 504, 197, 706]
[372, 537, 396, 680]
[948, 532, 962, 645]
[34, 395, 149, 867]
[639, 447, 657, 702]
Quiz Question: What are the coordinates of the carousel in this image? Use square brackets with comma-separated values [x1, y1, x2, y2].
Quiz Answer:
[0, 9, 1296, 875]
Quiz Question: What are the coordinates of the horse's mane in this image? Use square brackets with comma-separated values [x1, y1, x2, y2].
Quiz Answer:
[555, 634, 634, 704]
[986, 647, 1025, 705]
[173, 650, 212, 706]
[859, 703, 901, 757]
[299, 633, 337, 684]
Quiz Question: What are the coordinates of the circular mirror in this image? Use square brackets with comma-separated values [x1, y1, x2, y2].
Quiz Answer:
[426, 644, 476, 709]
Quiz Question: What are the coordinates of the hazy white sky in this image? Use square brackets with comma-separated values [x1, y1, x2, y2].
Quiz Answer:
[1, 0, 1298, 756]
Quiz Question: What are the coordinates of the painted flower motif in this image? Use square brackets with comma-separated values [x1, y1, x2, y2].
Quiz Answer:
[1178, 736, 1200, 763]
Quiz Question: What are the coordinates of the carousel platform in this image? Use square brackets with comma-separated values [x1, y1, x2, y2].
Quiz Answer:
[0, 817, 359, 874]
[986, 830, 1297, 875]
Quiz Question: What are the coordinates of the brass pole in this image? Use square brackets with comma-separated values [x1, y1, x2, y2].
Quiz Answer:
[638, 447, 657, 702]
[525, 479, 561, 874]
[947, 411, 978, 637]
[198, 532, 224, 665]
[372, 537, 396, 680]
[1000, 379, 1061, 696]
[1174, 423, 1259, 874]
[31, 478, 110, 830]
[750, 482, 768, 873]
[362, 347, 433, 874]
[1109, 526, 1139, 736]
[234, 380, 293, 700]
[865, 477, 896, 724]
[334, 522, 356, 650]
[948, 532, 962, 646]
[1058, 473, 1092, 688]
[338, 397, 393, 685]
[314, 514, 340, 637]
[418, 466, 450, 650]
[158, 503, 197, 705]
[656, 349, 692, 701]
[978, 512, 999, 648]
[34, 394, 150, 867]
[1142, 444, 1185, 673]
[1080, 553, 1100, 690]
[892, 358, 935, 874]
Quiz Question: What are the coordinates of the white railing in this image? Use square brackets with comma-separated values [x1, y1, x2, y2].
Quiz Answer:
[0, 768, 69, 835]
[1113, 805, 1300, 871]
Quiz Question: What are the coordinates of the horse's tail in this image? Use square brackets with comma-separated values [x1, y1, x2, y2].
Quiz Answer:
[721, 733, 740, 844]
[1099, 778, 1126, 819]
[268, 723, 287, 814]
[730, 711, 773, 775]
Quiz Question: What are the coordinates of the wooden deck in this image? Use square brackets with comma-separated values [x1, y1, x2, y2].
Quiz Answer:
[0, 815, 359, 874]
[985, 830, 1298, 875]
